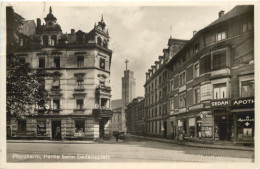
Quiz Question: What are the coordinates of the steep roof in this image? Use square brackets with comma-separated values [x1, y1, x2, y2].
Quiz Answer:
[111, 99, 123, 109]
[205, 5, 253, 29]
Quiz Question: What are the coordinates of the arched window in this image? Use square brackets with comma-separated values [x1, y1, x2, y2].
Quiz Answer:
[103, 40, 108, 48]
[97, 37, 102, 46]
[42, 35, 48, 47]
[51, 35, 57, 46]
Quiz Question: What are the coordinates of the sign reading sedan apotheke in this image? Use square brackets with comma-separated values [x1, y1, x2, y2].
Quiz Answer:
[232, 97, 254, 108]
[210, 99, 230, 107]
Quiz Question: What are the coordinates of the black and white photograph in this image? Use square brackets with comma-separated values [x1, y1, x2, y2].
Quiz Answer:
[0, 1, 259, 169]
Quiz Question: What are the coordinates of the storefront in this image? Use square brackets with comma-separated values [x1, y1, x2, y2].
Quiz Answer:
[231, 97, 254, 144]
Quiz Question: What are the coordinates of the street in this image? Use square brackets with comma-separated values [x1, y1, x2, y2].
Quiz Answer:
[7, 136, 254, 162]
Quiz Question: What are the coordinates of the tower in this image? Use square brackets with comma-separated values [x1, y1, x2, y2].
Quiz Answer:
[121, 59, 136, 132]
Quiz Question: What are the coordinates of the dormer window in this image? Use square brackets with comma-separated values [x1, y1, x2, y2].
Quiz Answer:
[51, 35, 57, 46]
[43, 35, 48, 47]
[97, 37, 102, 46]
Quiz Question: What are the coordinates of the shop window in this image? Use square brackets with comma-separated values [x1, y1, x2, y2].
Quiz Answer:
[75, 120, 85, 136]
[194, 62, 199, 78]
[189, 118, 195, 138]
[212, 52, 226, 70]
[39, 57, 45, 68]
[77, 56, 84, 67]
[196, 116, 202, 138]
[237, 114, 254, 141]
[213, 83, 227, 99]
[179, 92, 186, 108]
[170, 79, 174, 92]
[216, 30, 226, 41]
[241, 80, 254, 97]
[53, 99, 60, 110]
[100, 58, 105, 69]
[179, 71, 186, 86]
[42, 35, 48, 47]
[194, 87, 200, 104]
[54, 57, 60, 68]
[37, 121, 47, 136]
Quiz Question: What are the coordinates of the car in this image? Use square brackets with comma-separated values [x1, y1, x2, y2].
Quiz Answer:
[113, 131, 119, 137]
[118, 132, 126, 140]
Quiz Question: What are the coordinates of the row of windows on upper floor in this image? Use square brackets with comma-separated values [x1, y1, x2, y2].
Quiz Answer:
[145, 20, 253, 81]
[19, 56, 106, 69]
[145, 77, 254, 111]
[19, 35, 108, 49]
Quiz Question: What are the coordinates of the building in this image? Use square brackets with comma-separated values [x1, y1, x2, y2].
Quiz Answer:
[111, 99, 123, 132]
[144, 5, 254, 145]
[9, 7, 113, 140]
[125, 97, 144, 135]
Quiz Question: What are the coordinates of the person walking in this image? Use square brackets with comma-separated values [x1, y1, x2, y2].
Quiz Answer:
[115, 132, 119, 142]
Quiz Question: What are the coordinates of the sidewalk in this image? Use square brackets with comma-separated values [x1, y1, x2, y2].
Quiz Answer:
[130, 135, 254, 151]
[7, 139, 94, 144]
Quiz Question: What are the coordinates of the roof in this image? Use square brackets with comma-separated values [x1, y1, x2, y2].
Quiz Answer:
[111, 99, 123, 109]
[20, 20, 36, 37]
[205, 5, 253, 29]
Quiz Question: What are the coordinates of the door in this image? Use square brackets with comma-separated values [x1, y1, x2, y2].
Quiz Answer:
[99, 120, 104, 138]
[163, 121, 167, 138]
[52, 121, 61, 140]
[18, 120, 26, 132]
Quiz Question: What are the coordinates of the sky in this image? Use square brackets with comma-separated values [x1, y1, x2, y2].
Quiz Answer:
[7, 2, 237, 100]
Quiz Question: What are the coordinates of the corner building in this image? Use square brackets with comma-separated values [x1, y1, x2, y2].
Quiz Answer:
[10, 7, 113, 140]
[145, 5, 254, 144]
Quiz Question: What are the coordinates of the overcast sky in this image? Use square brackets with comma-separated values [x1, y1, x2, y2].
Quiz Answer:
[8, 2, 237, 100]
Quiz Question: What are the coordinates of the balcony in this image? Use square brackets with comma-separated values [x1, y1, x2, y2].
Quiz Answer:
[96, 85, 112, 97]
[93, 105, 113, 118]
[73, 109, 86, 114]
[74, 86, 85, 92]
[52, 109, 62, 115]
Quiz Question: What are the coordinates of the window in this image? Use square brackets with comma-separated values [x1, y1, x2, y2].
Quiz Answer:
[53, 99, 60, 110]
[179, 71, 186, 86]
[213, 83, 227, 99]
[216, 30, 226, 41]
[99, 80, 105, 87]
[193, 43, 200, 53]
[100, 58, 105, 69]
[241, 80, 254, 97]
[213, 52, 226, 70]
[37, 121, 47, 136]
[19, 57, 26, 64]
[77, 78, 84, 89]
[194, 88, 200, 104]
[54, 57, 60, 68]
[77, 56, 84, 67]
[194, 62, 199, 78]
[76, 99, 84, 109]
[75, 121, 85, 136]
[159, 91, 162, 99]
[170, 79, 174, 92]
[52, 77, 60, 89]
[20, 38, 24, 46]
[182, 55, 186, 63]
[179, 92, 186, 108]
[42, 35, 48, 47]
[170, 98, 174, 110]
[39, 57, 45, 68]
[159, 106, 162, 115]
[97, 37, 102, 46]
[242, 21, 253, 33]
[101, 98, 108, 108]
[51, 35, 57, 46]
[103, 40, 108, 48]
[159, 75, 162, 84]
[39, 79, 45, 90]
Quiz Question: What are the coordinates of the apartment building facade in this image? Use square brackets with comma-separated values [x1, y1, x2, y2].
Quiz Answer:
[144, 5, 254, 144]
[9, 7, 113, 140]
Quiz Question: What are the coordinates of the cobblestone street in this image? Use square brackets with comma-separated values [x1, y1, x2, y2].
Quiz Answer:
[7, 136, 254, 162]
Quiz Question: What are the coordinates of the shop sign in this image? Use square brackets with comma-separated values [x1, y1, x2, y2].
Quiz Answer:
[210, 99, 230, 107]
[201, 84, 212, 101]
[232, 97, 254, 108]
[188, 104, 204, 112]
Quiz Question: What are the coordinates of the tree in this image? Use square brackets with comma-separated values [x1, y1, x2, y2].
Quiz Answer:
[6, 7, 54, 120]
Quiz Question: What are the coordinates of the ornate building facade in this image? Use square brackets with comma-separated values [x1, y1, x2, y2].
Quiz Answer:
[9, 7, 113, 140]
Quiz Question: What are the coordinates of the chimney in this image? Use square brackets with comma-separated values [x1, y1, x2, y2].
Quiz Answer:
[193, 30, 197, 36]
[71, 29, 75, 34]
[219, 10, 225, 18]
[37, 18, 41, 28]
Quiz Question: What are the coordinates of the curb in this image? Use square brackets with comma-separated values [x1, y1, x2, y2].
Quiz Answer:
[7, 140, 95, 144]
[130, 135, 254, 151]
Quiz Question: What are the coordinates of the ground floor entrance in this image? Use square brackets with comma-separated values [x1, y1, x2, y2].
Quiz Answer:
[52, 121, 61, 140]
[214, 114, 233, 141]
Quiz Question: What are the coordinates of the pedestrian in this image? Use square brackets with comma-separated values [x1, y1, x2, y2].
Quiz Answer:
[116, 132, 119, 142]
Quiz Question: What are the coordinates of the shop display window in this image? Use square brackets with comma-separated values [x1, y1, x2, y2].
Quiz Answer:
[37, 121, 47, 136]
[74, 121, 85, 137]
[237, 113, 254, 141]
